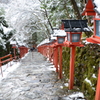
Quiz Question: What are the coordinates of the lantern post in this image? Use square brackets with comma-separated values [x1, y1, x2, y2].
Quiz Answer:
[57, 36, 66, 79]
[54, 46, 58, 73]
[82, 0, 100, 98]
[62, 19, 89, 89]
[11, 41, 17, 59]
[53, 29, 66, 79]
[86, 18, 100, 100]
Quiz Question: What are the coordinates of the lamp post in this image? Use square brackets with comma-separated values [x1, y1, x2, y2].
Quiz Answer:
[66, 32, 82, 89]
[86, 18, 100, 100]
[11, 41, 17, 59]
[95, 62, 100, 100]
[56, 35, 66, 79]
[62, 19, 89, 89]
[52, 29, 66, 79]
[82, 0, 100, 99]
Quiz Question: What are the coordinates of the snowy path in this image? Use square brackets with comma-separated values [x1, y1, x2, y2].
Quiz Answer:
[0, 52, 85, 100]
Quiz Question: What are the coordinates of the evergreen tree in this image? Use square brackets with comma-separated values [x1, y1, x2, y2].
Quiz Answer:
[0, 8, 13, 57]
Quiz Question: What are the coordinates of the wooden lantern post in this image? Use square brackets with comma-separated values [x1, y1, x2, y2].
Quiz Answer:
[86, 18, 100, 100]
[52, 29, 66, 79]
[62, 20, 89, 89]
[66, 32, 83, 90]
[82, 0, 100, 99]
[12, 44, 16, 59]
[56, 36, 66, 79]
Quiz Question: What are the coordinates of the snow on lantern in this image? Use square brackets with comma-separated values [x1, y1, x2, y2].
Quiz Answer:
[53, 29, 66, 45]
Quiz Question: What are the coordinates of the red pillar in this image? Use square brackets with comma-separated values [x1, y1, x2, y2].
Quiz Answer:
[59, 46, 63, 79]
[54, 47, 58, 73]
[69, 46, 76, 89]
[95, 66, 100, 100]
[13, 48, 16, 58]
[19, 47, 24, 58]
[53, 48, 55, 65]
[49, 47, 52, 61]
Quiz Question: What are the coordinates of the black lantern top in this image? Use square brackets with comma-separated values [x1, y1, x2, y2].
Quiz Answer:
[62, 20, 90, 32]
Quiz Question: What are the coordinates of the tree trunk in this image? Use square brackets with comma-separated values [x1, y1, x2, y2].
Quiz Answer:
[70, 0, 82, 19]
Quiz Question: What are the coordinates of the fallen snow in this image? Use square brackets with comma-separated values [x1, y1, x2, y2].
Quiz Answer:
[0, 53, 28, 81]
[85, 78, 92, 85]
[0, 52, 85, 99]
[62, 92, 85, 100]
[0, 61, 20, 81]
[92, 74, 97, 78]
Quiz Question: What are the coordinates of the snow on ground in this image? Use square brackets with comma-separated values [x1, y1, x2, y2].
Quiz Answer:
[0, 61, 20, 81]
[0, 53, 28, 81]
[63, 92, 85, 100]
[0, 52, 85, 99]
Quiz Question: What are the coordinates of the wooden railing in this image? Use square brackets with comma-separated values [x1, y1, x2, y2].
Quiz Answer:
[0, 54, 13, 76]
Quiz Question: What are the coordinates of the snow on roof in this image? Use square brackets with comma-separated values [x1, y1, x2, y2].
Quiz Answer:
[53, 29, 66, 37]
[94, 0, 100, 14]
[37, 38, 50, 47]
[51, 34, 57, 40]
[10, 41, 16, 44]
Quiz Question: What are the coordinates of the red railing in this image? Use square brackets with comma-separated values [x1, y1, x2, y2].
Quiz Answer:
[0, 54, 13, 76]
[0, 46, 29, 76]
[18, 46, 29, 58]
[37, 40, 63, 79]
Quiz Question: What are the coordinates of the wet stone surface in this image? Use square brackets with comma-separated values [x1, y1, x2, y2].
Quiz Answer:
[0, 52, 66, 100]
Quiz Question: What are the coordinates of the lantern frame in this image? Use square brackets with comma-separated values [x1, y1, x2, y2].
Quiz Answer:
[87, 18, 100, 44]
[57, 36, 66, 45]
[94, 18, 100, 38]
[66, 32, 82, 46]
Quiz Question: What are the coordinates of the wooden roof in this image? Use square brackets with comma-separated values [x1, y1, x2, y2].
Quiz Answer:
[82, 0, 96, 16]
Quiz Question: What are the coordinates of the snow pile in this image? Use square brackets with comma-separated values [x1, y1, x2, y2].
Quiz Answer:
[0, 53, 28, 81]
[0, 61, 20, 81]
[85, 78, 92, 85]
[62, 92, 85, 100]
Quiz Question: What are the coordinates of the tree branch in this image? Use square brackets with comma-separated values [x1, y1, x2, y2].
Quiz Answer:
[70, 0, 82, 19]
